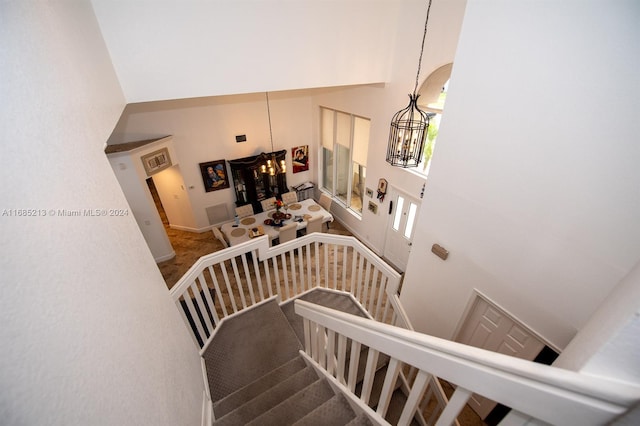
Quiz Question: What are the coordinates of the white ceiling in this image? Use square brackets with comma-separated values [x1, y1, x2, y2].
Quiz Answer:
[92, 0, 403, 103]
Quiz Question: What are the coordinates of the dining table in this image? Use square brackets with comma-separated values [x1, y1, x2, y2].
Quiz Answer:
[221, 198, 333, 246]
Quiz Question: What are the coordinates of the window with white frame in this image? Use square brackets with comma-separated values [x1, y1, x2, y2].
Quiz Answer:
[320, 107, 370, 215]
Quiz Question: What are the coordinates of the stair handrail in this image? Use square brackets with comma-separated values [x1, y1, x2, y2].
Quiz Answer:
[169, 235, 270, 300]
[169, 232, 405, 351]
[294, 299, 640, 426]
[170, 233, 401, 303]
[258, 232, 401, 287]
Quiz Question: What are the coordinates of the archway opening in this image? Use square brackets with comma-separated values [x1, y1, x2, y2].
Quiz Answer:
[416, 63, 453, 176]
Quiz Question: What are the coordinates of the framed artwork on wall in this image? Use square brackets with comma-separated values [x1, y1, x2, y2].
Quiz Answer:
[292, 145, 309, 173]
[141, 147, 172, 176]
[199, 159, 230, 192]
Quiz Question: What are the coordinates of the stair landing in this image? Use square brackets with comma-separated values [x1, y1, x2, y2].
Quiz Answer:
[204, 289, 367, 403]
[280, 289, 369, 343]
[203, 289, 376, 425]
[203, 298, 302, 402]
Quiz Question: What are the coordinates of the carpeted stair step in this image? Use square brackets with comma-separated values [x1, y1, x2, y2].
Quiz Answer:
[350, 359, 420, 425]
[346, 348, 390, 388]
[281, 289, 369, 344]
[204, 299, 303, 403]
[355, 362, 401, 410]
[358, 370, 420, 426]
[345, 413, 375, 426]
[384, 389, 421, 426]
[293, 392, 357, 426]
[207, 290, 400, 426]
[213, 365, 318, 426]
[281, 288, 388, 386]
[213, 356, 307, 418]
[246, 378, 335, 425]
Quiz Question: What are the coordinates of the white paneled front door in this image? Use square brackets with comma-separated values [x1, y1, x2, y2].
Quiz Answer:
[383, 188, 420, 271]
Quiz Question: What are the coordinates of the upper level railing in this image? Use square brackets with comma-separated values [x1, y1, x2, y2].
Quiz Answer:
[295, 300, 640, 426]
[169, 233, 404, 353]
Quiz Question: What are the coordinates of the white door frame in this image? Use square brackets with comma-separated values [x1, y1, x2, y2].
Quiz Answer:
[382, 185, 421, 272]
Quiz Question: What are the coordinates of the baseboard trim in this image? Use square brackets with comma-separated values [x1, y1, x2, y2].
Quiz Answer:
[331, 218, 383, 257]
[201, 389, 213, 426]
[154, 251, 176, 263]
[169, 223, 213, 233]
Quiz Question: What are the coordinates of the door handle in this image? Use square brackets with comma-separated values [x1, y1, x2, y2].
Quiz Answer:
[389, 200, 393, 215]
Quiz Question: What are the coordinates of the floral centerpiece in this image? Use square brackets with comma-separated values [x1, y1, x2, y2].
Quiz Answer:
[272, 199, 290, 223]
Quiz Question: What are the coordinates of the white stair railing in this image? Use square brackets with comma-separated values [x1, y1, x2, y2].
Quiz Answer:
[295, 300, 640, 426]
[169, 233, 403, 353]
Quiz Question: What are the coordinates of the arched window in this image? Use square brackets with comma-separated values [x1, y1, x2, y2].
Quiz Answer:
[416, 63, 452, 176]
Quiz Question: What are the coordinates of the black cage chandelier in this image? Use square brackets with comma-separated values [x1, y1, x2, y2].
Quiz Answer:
[386, 0, 434, 168]
[261, 92, 286, 176]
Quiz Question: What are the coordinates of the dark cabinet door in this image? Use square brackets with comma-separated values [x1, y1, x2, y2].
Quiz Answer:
[229, 151, 288, 212]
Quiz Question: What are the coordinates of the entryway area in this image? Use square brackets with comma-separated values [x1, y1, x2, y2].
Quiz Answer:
[383, 186, 421, 272]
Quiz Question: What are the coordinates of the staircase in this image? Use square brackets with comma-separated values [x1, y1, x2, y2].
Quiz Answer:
[171, 233, 640, 426]
[212, 356, 372, 425]
[204, 289, 415, 425]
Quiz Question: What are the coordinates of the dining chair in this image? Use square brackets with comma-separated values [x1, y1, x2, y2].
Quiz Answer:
[318, 193, 332, 212]
[281, 191, 298, 205]
[261, 197, 277, 212]
[235, 204, 254, 218]
[305, 215, 323, 235]
[212, 226, 229, 248]
[278, 222, 298, 244]
[318, 193, 332, 229]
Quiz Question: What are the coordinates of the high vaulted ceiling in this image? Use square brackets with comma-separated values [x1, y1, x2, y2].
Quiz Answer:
[92, 0, 403, 103]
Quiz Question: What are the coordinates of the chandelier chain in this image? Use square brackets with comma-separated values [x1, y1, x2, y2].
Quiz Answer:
[266, 92, 274, 152]
[413, 0, 433, 96]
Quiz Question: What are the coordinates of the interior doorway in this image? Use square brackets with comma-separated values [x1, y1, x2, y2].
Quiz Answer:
[453, 292, 557, 423]
[146, 177, 169, 229]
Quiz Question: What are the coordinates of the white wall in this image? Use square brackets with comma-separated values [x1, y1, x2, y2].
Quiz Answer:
[555, 259, 640, 383]
[91, 0, 401, 103]
[109, 91, 316, 231]
[0, 2, 203, 425]
[107, 137, 179, 261]
[153, 164, 197, 231]
[400, 0, 640, 351]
